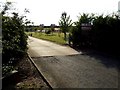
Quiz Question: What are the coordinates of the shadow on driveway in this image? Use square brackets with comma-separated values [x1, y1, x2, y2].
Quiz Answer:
[72, 47, 120, 70]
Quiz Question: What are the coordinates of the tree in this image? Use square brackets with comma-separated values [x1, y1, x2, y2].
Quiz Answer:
[39, 24, 44, 32]
[51, 24, 55, 35]
[92, 14, 120, 54]
[71, 13, 94, 46]
[1, 2, 28, 64]
[59, 12, 72, 40]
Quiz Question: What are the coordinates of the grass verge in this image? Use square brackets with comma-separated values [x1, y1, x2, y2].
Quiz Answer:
[26, 32, 67, 45]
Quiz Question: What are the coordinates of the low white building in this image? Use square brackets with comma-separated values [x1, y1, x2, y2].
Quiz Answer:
[37, 30, 41, 32]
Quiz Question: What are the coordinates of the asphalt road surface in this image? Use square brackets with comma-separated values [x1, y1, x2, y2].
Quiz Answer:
[28, 36, 120, 88]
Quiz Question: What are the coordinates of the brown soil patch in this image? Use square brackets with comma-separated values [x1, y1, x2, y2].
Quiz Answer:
[3, 57, 50, 89]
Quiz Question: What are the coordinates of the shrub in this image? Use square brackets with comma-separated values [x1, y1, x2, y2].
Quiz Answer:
[71, 13, 120, 55]
[45, 29, 51, 34]
[2, 13, 28, 64]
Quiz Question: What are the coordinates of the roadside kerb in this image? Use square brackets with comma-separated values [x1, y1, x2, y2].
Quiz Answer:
[27, 53, 53, 90]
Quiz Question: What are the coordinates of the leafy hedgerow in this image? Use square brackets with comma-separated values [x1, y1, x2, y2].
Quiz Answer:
[2, 13, 28, 64]
[1, 2, 29, 64]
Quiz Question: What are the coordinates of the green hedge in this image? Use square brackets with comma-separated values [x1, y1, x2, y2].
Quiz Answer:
[2, 13, 28, 64]
[71, 14, 120, 55]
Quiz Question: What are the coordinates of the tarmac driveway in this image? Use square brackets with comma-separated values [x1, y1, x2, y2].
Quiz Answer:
[28, 36, 119, 88]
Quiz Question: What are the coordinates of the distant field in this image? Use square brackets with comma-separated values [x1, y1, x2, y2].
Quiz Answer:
[26, 32, 67, 45]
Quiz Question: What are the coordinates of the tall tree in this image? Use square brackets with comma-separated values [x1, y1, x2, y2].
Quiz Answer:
[59, 12, 72, 40]
[1, 2, 28, 63]
[71, 13, 94, 46]
[51, 24, 55, 35]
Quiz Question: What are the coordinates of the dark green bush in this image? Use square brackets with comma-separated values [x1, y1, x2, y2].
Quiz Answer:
[71, 26, 81, 47]
[92, 15, 120, 54]
[71, 13, 93, 47]
[2, 13, 28, 64]
[45, 29, 51, 34]
[71, 13, 120, 55]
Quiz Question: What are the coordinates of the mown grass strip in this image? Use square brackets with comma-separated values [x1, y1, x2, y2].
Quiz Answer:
[26, 32, 67, 45]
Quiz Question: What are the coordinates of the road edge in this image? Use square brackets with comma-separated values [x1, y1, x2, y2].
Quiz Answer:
[27, 53, 53, 90]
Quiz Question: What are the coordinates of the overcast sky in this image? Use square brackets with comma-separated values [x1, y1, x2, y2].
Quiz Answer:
[1, 0, 120, 25]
